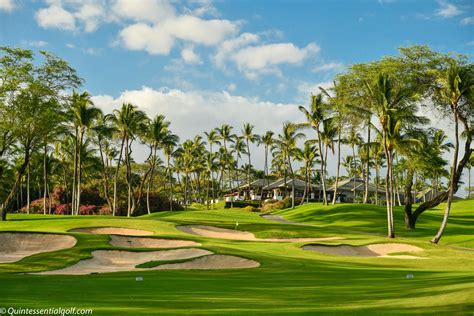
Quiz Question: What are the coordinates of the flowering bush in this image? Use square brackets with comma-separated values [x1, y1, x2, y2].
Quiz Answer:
[54, 204, 71, 215]
[99, 205, 112, 215]
[79, 204, 97, 215]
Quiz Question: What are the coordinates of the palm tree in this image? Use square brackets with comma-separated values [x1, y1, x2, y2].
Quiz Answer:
[242, 123, 258, 199]
[217, 124, 235, 206]
[163, 136, 179, 211]
[295, 142, 318, 203]
[466, 153, 474, 199]
[432, 61, 474, 243]
[260, 131, 274, 196]
[204, 129, 221, 207]
[231, 136, 247, 190]
[68, 91, 102, 215]
[298, 94, 328, 204]
[107, 103, 148, 217]
[274, 122, 305, 208]
[144, 115, 171, 214]
[92, 114, 116, 212]
[347, 126, 362, 202]
[365, 73, 424, 238]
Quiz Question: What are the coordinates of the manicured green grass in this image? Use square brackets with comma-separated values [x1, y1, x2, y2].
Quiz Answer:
[0, 200, 472, 315]
[275, 199, 474, 248]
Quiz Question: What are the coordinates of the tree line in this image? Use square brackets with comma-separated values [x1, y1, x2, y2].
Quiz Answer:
[0, 45, 472, 243]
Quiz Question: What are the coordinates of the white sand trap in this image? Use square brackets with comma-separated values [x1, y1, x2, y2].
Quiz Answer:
[0, 233, 77, 263]
[303, 243, 424, 259]
[35, 248, 212, 275]
[154, 254, 260, 270]
[177, 225, 343, 242]
[110, 235, 201, 249]
[70, 227, 153, 236]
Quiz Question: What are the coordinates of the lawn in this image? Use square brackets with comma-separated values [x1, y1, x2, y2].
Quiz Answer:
[0, 200, 472, 315]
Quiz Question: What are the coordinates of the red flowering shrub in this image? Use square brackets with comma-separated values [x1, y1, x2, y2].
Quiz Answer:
[54, 204, 71, 215]
[78, 204, 97, 215]
[98, 205, 112, 215]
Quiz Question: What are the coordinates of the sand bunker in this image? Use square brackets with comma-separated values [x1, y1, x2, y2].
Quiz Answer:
[155, 255, 260, 270]
[70, 227, 153, 236]
[110, 235, 201, 249]
[177, 225, 343, 242]
[36, 248, 212, 275]
[303, 243, 424, 259]
[0, 233, 77, 263]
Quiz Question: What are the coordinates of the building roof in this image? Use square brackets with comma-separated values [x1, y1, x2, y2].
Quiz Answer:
[263, 178, 320, 191]
[331, 177, 385, 194]
[236, 179, 268, 189]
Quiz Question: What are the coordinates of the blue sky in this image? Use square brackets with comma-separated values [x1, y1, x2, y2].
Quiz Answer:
[0, 0, 472, 103]
[0, 0, 473, 195]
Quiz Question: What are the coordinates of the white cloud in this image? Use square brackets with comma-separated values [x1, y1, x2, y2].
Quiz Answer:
[0, 0, 15, 12]
[184, 0, 219, 17]
[66, 43, 76, 49]
[119, 23, 175, 55]
[231, 42, 319, 75]
[36, 5, 76, 31]
[91, 86, 302, 143]
[181, 46, 201, 64]
[214, 32, 260, 68]
[435, 1, 462, 18]
[75, 2, 105, 32]
[461, 16, 474, 25]
[118, 15, 238, 55]
[111, 0, 176, 23]
[163, 15, 238, 45]
[312, 62, 344, 73]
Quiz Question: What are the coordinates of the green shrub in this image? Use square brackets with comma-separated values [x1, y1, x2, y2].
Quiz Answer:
[241, 205, 261, 212]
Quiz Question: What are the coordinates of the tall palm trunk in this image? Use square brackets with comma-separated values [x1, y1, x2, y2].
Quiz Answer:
[98, 139, 112, 210]
[432, 109, 459, 243]
[287, 154, 295, 209]
[363, 124, 370, 203]
[146, 146, 157, 215]
[43, 144, 47, 215]
[76, 130, 84, 215]
[375, 161, 380, 206]
[167, 155, 173, 211]
[112, 137, 125, 216]
[316, 129, 327, 205]
[71, 127, 78, 215]
[125, 137, 132, 217]
[246, 139, 251, 199]
[184, 174, 188, 210]
[26, 163, 30, 214]
[332, 130, 341, 205]
[352, 144, 356, 203]
[382, 130, 395, 238]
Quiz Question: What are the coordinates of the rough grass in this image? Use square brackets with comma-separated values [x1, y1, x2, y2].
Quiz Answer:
[0, 200, 472, 315]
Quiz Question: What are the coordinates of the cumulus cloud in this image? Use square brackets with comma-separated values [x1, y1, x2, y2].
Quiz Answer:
[435, 1, 462, 18]
[36, 5, 76, 31]
[181, 46, 202, 64]
[0, 0, 15, 12]
[110, 0, 176, 23]
[119, 23, 175, 55]
[118, 15, 237, 55]
[91, 86, 302, 143]
[232, 42, 319, 70]
[213, 32, 260, 68]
